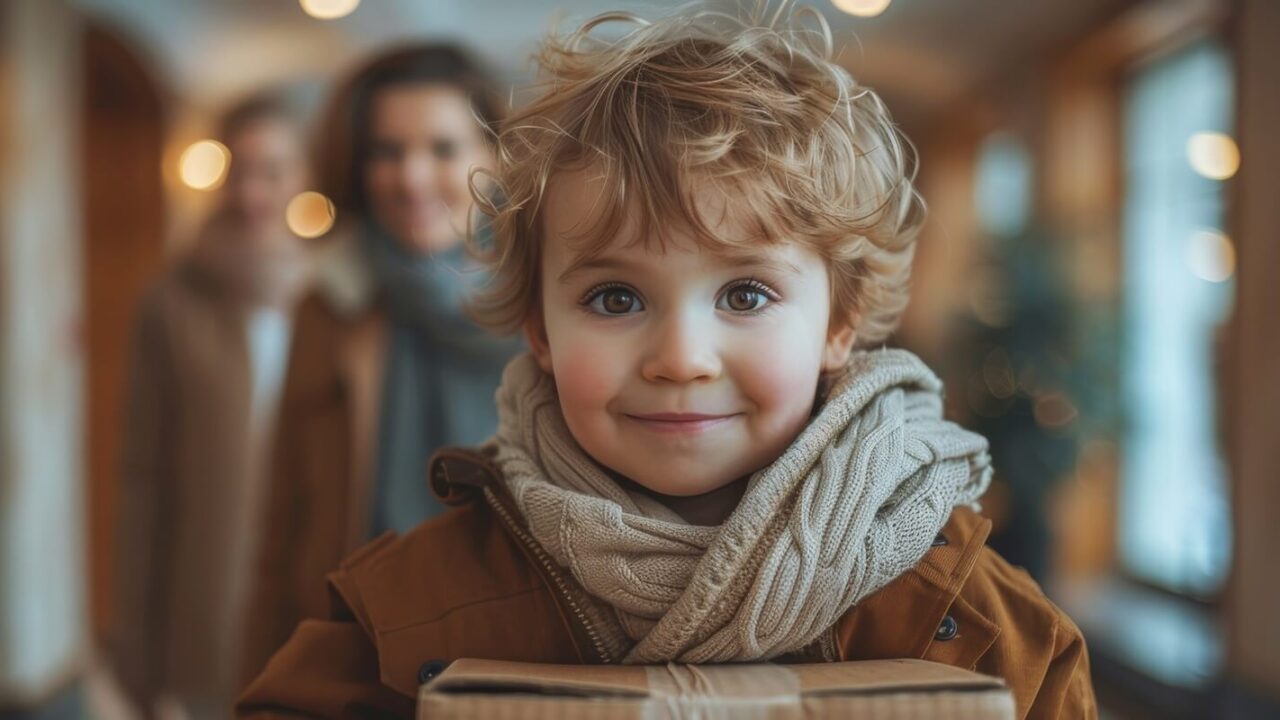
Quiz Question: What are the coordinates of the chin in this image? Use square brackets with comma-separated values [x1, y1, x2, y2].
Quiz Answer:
[417, 228, 465, 254]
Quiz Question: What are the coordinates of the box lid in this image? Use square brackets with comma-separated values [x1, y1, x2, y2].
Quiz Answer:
[419, 658, 1014, 719]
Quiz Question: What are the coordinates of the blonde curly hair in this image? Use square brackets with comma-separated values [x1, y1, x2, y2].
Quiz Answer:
[469, 1, 924, 345]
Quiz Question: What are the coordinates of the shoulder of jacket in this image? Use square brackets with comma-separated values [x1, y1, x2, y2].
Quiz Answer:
[326, 495, 538, 631]
[960, 547, 1082, 650]
[959, 550, 1095, 716]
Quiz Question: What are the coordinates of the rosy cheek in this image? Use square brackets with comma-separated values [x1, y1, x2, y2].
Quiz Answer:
[550, 335, 624, 424]
[730, 326, 823, 426]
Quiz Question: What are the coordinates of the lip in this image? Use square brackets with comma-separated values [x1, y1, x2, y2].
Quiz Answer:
[623, 412, 741, 435]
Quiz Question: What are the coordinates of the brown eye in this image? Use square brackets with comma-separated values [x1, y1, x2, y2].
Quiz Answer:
[719, 282, 772, 312]
[602, 289, 637, 313]
[369, 141, 402, 163]
[729, 289, 759, 311]
[431, 139, 458, 161]
[585, 286, 644, 315]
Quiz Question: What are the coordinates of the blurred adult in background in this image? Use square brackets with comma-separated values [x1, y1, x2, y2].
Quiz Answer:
[242, 44, 520, 682]
[111, 93, 312, 720]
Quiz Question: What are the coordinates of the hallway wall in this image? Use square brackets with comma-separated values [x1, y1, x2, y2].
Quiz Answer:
[0, 0, 88, 706]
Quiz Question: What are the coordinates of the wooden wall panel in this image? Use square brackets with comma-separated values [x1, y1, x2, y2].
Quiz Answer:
[81, 23, 167, 645]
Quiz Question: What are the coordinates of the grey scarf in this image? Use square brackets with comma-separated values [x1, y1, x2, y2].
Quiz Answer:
[365, 227, 521, 534]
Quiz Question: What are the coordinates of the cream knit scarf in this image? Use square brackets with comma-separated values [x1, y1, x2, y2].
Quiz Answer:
[493, 349, 992, 664]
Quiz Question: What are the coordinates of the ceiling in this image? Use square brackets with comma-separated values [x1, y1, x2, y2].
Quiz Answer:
[73, 0, 1134, 133]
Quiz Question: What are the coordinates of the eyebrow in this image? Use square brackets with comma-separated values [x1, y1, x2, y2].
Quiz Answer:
[726, 253, 804, 276]
[557, 256, 640, 284]
[556, 250, 803, 284]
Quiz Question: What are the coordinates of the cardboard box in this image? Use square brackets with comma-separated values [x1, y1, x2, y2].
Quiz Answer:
[418, 657, 1015, 719]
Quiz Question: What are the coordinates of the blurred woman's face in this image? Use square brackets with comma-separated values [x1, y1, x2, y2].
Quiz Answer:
[223, 117, 307, 245]
[364, 83, 494, 254]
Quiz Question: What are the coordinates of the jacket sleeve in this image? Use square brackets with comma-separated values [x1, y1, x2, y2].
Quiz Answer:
[958, 546, 1099, 720]
[237, 544, 412, 720]
[109, 292, 176, 715]
[1026, 618, 1097, 720]
[236, 619, 412, 719]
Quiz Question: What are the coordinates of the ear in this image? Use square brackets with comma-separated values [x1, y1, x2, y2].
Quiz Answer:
[821, 316, 858, 372]
[523, 312, 554, 374]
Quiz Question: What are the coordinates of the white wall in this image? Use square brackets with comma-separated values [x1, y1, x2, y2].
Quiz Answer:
[0, 0, 88, 705]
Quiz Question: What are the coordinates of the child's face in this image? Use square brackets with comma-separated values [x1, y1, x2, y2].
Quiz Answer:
[527, 169, 857, 498]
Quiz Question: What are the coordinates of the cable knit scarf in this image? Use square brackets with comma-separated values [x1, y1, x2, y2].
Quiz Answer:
[493, 349, 992, 664]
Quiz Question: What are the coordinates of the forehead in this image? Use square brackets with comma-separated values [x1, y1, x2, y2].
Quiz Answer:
[542, 166, 759, 259]
[542, 167, 821, 282]
[227, 120, 302, 169]
[369, 83, 478, 138]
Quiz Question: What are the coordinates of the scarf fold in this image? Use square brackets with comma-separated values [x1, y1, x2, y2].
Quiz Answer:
[493, 349, 992, 664]
[365, 226, 522, 534]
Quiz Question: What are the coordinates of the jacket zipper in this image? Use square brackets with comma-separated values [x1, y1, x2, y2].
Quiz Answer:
[483, 486, 614, 664]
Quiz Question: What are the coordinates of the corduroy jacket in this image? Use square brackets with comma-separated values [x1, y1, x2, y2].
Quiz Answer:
[238, 447, 1096, 719]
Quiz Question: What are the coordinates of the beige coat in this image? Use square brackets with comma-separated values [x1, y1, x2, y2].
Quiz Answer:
[112, 250, 292, 715]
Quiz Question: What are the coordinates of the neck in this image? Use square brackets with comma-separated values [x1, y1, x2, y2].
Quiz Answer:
[617, 474, 750, 526]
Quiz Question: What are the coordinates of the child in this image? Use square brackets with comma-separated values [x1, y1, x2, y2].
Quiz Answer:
[239, 4, 1096, 718]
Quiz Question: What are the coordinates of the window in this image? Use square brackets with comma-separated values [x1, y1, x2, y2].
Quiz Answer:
[1119, 41, 1234, 598]
[975, 131, 1034, 238]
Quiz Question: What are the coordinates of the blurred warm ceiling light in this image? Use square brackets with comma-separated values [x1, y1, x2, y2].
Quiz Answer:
[1186, 131, 1240, 180]
[832, 0, 892, 17]
[300, 0, 360, 20]
[1186, 229, 1235, 283]
[286, 191, 336, 239]
[178, 139, 229, 191]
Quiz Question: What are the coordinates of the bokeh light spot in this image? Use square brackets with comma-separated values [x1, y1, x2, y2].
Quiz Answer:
[178, 140, 229, 191]
[832, 0, 892, 18]
[286, 191, 337, 239]
[1186, 229, 1235, 283]
[300, 0, 361, 20]
[1186, 131, 1240, 180]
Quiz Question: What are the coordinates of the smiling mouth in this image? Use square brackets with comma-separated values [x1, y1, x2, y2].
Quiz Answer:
[623, 413, 741, 435]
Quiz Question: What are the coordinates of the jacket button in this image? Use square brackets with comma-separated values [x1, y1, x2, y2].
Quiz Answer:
[935, 614, 958, 641]
[418, 659, 450, 684]
[932, 533, 948, 547]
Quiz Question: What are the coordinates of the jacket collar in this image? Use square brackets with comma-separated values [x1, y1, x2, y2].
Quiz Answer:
[915, 506, 992, 600]
[313, 227, 378, 319]
[430, 447, 622, 665]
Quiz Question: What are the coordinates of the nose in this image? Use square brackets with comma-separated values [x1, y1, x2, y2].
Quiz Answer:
[398, 151, 438, 197]
[640, 309, 722, 384]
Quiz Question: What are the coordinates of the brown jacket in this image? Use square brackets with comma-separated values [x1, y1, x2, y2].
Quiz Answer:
[239, 449, 1097, 720]
[241, 237, 389, 685]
